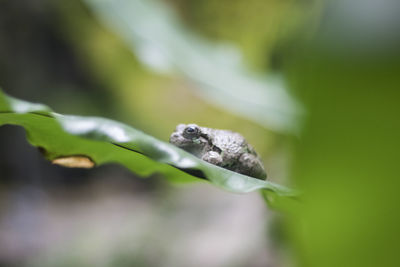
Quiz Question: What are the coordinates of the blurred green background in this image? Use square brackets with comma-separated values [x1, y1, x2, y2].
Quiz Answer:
[0, 0, 399, 266]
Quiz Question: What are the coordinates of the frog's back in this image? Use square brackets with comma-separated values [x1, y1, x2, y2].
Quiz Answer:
[199, 126, 266, 179]
[201, 127, 247, 155]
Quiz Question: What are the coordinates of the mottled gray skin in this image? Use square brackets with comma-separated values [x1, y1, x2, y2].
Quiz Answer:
[169, 123, 267, 180]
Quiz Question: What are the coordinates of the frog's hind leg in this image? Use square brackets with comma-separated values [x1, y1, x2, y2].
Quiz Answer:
[201, 151, 223, 166]
[238, 153, 267, 180]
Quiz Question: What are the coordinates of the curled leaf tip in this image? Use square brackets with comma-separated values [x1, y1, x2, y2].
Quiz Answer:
[52, 156, 95, 168]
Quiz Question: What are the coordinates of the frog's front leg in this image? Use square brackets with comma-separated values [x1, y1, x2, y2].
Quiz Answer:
[201, 151, 223, 166]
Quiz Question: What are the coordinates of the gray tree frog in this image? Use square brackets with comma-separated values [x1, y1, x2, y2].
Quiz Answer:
[169, 123, 267, 180]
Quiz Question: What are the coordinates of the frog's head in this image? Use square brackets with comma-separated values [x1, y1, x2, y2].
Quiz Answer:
[169, 123, 208, 156]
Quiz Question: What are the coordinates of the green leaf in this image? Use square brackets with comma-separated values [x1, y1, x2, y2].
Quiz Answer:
[0, 89, 298, 202]
[83, 0, 303, 134]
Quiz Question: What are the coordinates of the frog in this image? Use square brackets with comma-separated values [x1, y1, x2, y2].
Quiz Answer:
[169, 123, 267, 180]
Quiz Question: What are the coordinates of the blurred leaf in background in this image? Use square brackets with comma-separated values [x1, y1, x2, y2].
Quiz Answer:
[83, 0, 304, 133]
[285, 0, 400, 267]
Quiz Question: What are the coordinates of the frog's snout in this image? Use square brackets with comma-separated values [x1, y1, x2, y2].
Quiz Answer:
[169, 132, 181, 144]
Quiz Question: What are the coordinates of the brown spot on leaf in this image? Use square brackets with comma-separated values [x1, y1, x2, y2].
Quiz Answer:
[52, 156, 95, 168]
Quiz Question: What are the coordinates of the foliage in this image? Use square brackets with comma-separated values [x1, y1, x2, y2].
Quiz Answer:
[84, 0, 303, 134]
[0, 89, 297, 202]
[284, 1, 400, 267]
[3, 0, 399, 266]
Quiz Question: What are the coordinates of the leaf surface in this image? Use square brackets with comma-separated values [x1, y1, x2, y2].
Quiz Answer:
[0, 90, 297, 201]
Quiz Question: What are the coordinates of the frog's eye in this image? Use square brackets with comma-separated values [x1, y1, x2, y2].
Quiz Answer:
[186, 127, 196, 133]
[183, 125, 200, 139]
